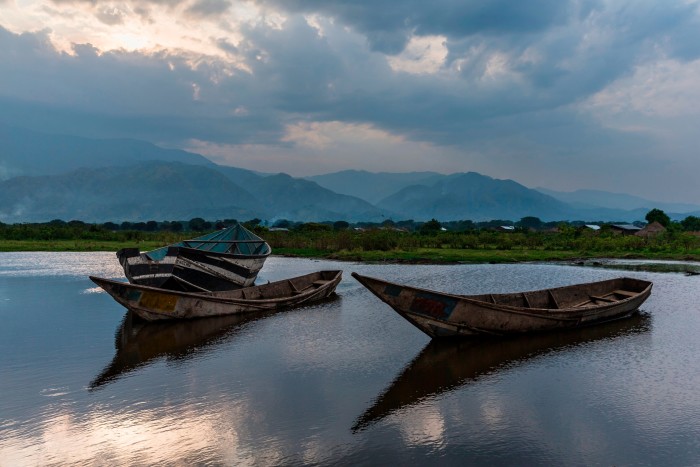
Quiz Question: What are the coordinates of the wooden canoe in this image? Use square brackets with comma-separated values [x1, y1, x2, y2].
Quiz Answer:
[351, 272, 652, 338]
[116, 223, 271, 292]
[91, 270, 342, 321]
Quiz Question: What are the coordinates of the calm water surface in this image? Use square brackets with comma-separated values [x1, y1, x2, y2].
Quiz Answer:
[1, 253, 700, 466]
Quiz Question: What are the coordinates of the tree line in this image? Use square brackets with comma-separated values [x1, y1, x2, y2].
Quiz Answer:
[2, 210, 699, 257]
[1, 209, 700, 238]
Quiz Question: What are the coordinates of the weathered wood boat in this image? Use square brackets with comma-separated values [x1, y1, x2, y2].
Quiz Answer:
[351, 272, 652, 338]
[116, 223, 271, 292]
[91, 270, 342, 321]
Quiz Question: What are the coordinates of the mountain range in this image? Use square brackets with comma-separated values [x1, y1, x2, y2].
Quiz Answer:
[1, 124, 698, 224]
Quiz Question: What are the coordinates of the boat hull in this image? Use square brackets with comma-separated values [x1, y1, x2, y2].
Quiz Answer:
[91, 270, 342, 321]
[351, 272, 652, 338]
[117, 246, 269, 291]
[116, 224, 271, 292]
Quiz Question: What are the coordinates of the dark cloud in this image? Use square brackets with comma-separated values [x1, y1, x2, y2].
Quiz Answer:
[236, 0, 700, 143]
[2, 0, 700, 200]
[95, 6, 126, 25]
[49, 0, 187, 4]
[184, 0, 231, 19]
[46, 0, 189, 27]
[236, 16, 346, 112]
[215, 37, 239, 56]
[0, 25, 282, 145]
[0, 5, 677, 149]
[664, 16, 700, 60]
[48, 0, 99, 4]
[253, 0, 575, 53]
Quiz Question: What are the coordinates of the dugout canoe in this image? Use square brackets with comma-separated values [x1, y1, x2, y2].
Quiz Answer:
[351, 272, 652, 338]
[91, 270, 342, 321]
[116, 223, 271, 292]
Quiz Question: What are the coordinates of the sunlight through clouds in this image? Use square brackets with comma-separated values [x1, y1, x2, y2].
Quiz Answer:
[0, 0, 256, 61]
[3, 0, 700, 200]
[387, 35, 448, 75]
[185, 123, 472, 177]
[282, 121, 405, 150]
[587, 58, 700, 119]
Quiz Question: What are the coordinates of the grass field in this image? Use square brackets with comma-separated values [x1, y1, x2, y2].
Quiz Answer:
[265, 247, 700, 263]
[0, 240, 164, 252]
[3, 237, 700, 264]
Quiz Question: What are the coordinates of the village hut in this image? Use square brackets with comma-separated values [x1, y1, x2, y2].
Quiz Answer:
[577, 224, 601, 235]
[635, 221, 666, 237]
[610, 224, 642, 235]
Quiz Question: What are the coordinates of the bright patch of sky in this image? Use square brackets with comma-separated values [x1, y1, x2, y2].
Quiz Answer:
[186, 121, 472, 176]
[387, 35, 448, 75]
[1, 0, 258, 61]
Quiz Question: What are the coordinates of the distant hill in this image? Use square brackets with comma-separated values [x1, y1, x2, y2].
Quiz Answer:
[0, 123, 212, 179]
[536, 188, 700, 214]
[376, 172, 572, 221]
[0, 162, 392, 223]
[0, 160, 667, 224]
[215, 171, 390, 222]
[215, 165, 272, 189]
[0, 162, 262, 223]
[1, 125, 693, 224]
[306, 170, 445, 204]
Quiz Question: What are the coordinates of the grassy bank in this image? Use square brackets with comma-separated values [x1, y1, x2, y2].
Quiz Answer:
[273, 247, 700, 263]
[272, 247, 582, 263]
[3, 241, 700, 264]
[0, 240, 164, 252]
[265, 229, 700, 263]
[3, 227, 700, 264]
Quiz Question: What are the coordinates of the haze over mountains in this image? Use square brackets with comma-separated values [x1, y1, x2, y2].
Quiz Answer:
[2, 125, 698, 224]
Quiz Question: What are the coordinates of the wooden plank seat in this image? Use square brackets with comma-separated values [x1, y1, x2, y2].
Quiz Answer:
[289, 279, 328, 295]
[289, 280, 302, 295]
[612, 289, 636, 297]
[589, 295, 616, 303]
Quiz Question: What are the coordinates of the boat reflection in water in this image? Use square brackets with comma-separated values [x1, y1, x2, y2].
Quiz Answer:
[89, 309, 279, 390]
[352, 312, 651, 432]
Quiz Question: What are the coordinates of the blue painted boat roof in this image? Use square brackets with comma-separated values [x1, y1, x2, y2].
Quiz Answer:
[146, 223, 270, 261]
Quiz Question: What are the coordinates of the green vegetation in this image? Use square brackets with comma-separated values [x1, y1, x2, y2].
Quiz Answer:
[2, 210, 700, 262]
[266, 227, 700, 263]
[0, 220, 181, 252]
[0, 240, 163, 252]
[645, 208, 671, 227]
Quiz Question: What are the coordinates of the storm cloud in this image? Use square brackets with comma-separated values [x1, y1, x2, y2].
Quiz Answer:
[1, 0, 700, 201]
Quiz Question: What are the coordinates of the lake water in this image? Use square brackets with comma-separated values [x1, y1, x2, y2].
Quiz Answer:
[2, 253, 700, 466]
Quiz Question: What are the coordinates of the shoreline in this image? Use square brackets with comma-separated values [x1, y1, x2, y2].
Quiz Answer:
[3, 241, 700, 267]
[271, 249, 700, 265]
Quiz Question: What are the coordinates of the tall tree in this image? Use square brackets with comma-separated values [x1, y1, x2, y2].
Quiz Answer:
[681, 215, 700, 231]
[645, 208, 671, 227]
[518, 216, 543, 230]
[188, 217, 209, 231]
[420, 218, 442, 234]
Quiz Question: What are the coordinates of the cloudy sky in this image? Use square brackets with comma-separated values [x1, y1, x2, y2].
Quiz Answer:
[1, 0, 700, 202]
